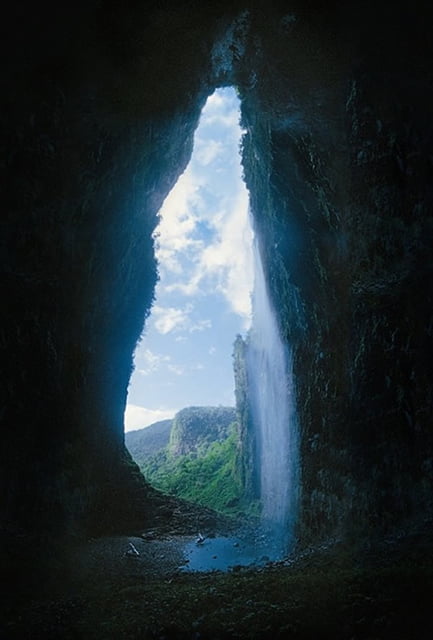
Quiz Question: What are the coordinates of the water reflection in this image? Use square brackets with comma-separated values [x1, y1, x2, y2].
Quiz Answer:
[180, 532, 286, 573]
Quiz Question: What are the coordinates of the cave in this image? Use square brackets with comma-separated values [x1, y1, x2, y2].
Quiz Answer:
[2, 0, 433, 636]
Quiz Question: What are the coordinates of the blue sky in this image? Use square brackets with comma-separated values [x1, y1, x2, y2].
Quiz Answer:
[125, 87, 254, 431]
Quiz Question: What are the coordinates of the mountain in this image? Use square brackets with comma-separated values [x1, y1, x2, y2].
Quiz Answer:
[125, 406, 243, 515]
[125, 419, 173, 464]
[168, 406, 237, 456]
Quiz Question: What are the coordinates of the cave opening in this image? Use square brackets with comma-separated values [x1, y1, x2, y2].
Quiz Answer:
[125, 87, 254, 517]
[124, 86, 299, 568]
[3, 3, 433, 634]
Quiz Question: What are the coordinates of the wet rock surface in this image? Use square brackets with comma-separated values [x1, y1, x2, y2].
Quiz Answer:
[2, 523, 433, 639]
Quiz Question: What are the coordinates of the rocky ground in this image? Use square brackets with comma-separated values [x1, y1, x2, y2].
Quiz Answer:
[2, 498, 433, 639]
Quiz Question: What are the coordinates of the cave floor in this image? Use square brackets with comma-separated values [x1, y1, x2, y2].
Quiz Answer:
[2, 522, 433, 640]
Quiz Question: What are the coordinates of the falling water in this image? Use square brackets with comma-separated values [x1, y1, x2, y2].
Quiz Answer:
[246, 238, 299, 556]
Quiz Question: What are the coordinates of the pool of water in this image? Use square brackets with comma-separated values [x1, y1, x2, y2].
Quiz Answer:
[180, 533, 286, 572]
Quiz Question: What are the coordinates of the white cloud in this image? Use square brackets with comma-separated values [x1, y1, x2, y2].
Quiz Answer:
[189, 318, 212, 333]
[204, 91, 225, 109]
[196, 188, 254, 323]
[202, 112, 239, 128]
[168, 364, 185, 376]
[200, 108, 239, 129]
[148, 88, 254, 329]
[159, 188, 254, 324]
[152, 304, 192, 334]
[154, 168, 204, 274]
[195, 138, 224, 166]
[136, 348, 170, 375]
[164, 273, 202, 297]
[124, 404, 177, 432]
[151, 304, 211, 335]
[198, 91, 241, 151]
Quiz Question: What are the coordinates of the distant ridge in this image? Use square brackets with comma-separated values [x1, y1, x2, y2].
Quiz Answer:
[125, 419, 173, 460]
[168, 406, 236, 456]
[125, 406, 241, 515]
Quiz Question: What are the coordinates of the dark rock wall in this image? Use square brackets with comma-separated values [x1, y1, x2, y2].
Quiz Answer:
[2, 1, 433, 546]
[237, 3, 433, 544]
[1, 1, 240, 535]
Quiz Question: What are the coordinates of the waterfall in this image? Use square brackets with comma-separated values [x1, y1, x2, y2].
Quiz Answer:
[246, 238, 299, 555]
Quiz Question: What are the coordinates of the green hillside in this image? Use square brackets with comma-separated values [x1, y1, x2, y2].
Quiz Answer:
[126, 406, 245, 515]
[168, 406, 237, 455]
[125, 419, 173, 465]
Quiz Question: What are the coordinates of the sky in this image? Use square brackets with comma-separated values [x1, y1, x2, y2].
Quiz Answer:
[124, 87, 255, 432]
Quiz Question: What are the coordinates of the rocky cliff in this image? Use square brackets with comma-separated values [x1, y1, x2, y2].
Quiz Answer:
[168, 407, 237, 457]
[125, 407, 237, 460]
[237, 4, 433, 545]
[2, 0, 433, 554]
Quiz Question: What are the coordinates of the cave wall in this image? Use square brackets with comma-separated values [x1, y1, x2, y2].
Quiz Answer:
[237, 2, 433, 544]
[1, 1, 243, 535]
[2, 0, 433, 547]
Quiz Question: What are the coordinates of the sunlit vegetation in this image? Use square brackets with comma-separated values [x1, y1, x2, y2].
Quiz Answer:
[141, 425, 243, 515]
[126, 406, 248, 516]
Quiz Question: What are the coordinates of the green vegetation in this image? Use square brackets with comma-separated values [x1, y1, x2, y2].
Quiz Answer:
[126, 406, 248, 516]
[168, 406, 237, 456]
[141, 425, 242, 515]
[126, 419, 173, 465]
